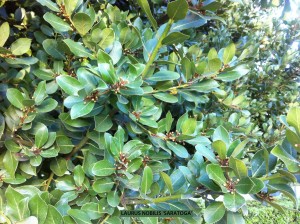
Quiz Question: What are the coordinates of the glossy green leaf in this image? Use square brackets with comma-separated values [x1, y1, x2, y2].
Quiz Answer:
[153, 92, 178, 103]
[141, 166, 153, 195]
[195, 144, 218, 163]
[73, 165, 85, 187]
[223, 192, 245, 212]
[206, 164, 227, 190]
[227, 211, 245, 224]
[167, 0, 189, 21]
[235, 177, 264, 194]
[50, 157, 67, 176]
[147, 71, 180, 82]
[94, 114, 113, 132]
[92, 160, 115, 176]
[98, 28, 115, 49]
[213, 126, 230, 146]
[3, 151, 18, 178]
[42, 39, 66, 60]
[204, 202, 226, 223]
[166, 141, 189, 158]
[230, 139, 249, 158]
[5, 186, 29, 221]
[72, 13, 93, 35]
[107, 190, 121, 207]
[44, 205, 63, 224]
[162, 32, 189, 45]
[70, 101, 95, 119]
[33, 81, 47, 105]
[29, 194, 48, 224]
[68, 209, 91, 224]
[35, 123, 49, 148]
[271, 145, 299, 172]
[64, 39, 94, 58]
[137, 0, 157, 30]
[56, 75, 84, 96]
[36, 0, 59, 12]
[189, 79, 219, 92]
[92, 178, 114, 193]
[6, 88, 25, 109]
[44, 12, 72, 32]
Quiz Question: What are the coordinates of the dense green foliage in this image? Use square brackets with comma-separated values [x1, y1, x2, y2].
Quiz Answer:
[245, 198, 300, 224]
[0, 0, 299, 223]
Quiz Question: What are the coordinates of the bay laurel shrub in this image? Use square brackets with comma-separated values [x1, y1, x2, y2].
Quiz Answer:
[0, 0, 299, 223]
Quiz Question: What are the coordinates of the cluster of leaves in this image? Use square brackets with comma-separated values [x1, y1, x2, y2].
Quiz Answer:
[0, 0, 299, 223]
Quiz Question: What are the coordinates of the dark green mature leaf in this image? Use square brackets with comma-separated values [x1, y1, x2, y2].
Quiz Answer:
[42, 39, 66, 60]
[68, 209, 91, 224]
[73, 13, 93, 36]
[44, 12, 72, 32]
[141, 166, 153, 195]
[213, 126, 230, 146]
[50, 157, 67, 176]
[92, 160, 115, 176]
[73, 165, 85, 187]
[223, 193, 245, 212]
[162, 32, 189, 45]
[107, 190, 121, 207]
[147, 71, 180, 81]
[5, 186, 29, 221]
[0, 22, 10, 47]
[166, 141, 189, 158]
[35, 123, 49, 148]
[6, 88, 25, 109]
[206, 164, 227, 190]
[92, 178, 114, 193]
[56, 75, 84, 96]
[70, 101, 95, 119]
[94, 114, 113, 132]
[227, 212, 245, 224]
[235, 177, 264, 194]
[153, 92, 178, 103]
[137, 0, 157, 30]
[267, 184, 297, 205]
[195, 144, 218, 163]
[44, 205, 63, 224]
[171, 12, 207, 32]
[271, 145, 299, 172]
[64, 39, 94, 58]
[3, 151, 18, 178]
[29, 194, 48, 224]
[167, 0, 189, 21]
[36, 0, 59, 12]
[33, 81, 47, 105]
[189, 79, 219, 92]
[204, 202, 226, 223]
